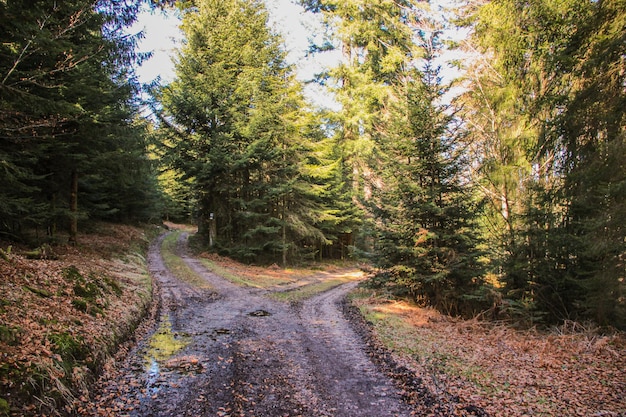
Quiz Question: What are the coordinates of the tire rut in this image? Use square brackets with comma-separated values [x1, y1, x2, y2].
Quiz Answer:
[89, 231, 416, 417]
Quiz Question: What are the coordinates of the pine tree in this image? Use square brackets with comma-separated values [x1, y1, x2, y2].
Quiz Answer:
[548, 0, 626, 326]
[299, 0, 416, 255]
[369, 25, 485, 317]
[461, 0, 625, 326]
[159, 0, 331, 263]
[455, 1, 538, 306]
[0, 0, 160, 242]
[298, 110, 360, 260]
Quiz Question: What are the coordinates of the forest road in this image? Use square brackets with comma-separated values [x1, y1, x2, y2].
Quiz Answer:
[90, 232, 416, 417]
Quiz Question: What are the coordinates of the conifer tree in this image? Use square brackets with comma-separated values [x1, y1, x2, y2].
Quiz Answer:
[461, 0, 625, 326]
[159, 0, 330, 263]
[299, 0, 416, 254]
[547, 0, 626, 326]
[369, 25, 485, 316]
[0, 0, 160, 241]
[455, 1, 538, 304]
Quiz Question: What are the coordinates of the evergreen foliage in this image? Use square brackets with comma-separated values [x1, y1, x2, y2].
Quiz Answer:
[3, 0, 621, 328]
[0, 0, 162, 242]
[368, 27, 486, 317]
[303, 1, 487, 315]
[460, 0, 626, 327]
[158, 0, 334, 264]
[299, 0, 418, 256]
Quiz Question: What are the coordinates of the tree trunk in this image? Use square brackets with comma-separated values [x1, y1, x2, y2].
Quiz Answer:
[68, 169, 78, 245]
[47, 192, 57, 238]
[282, 196, 287, 267]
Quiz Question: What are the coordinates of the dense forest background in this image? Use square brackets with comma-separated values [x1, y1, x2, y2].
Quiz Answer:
[1, 0, 624, 328]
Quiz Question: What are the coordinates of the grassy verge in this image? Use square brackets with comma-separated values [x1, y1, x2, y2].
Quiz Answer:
[0, 223, 159, 416]
[196, 251, 366, 299]
[350, 288, 462, 370]
[195, 251, 364, 300]
[160, 231, 212, 289]
[198, 257, 293, 288]
[349, 287, 626, 416]
[270, 276, 358, 303]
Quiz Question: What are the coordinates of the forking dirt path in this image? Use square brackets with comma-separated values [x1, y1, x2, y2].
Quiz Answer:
[86, 232, 418, 417]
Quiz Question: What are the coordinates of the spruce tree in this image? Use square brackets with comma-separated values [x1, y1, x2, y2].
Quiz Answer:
[159, 0, 331, 263]
[299, 0, 416, 254]
[548, 0, 626, 326]
[455, 0, 538, 307]
[461, 0, 625, 326]
[369, 26, 485, 317]
[0, 0, 160, 241]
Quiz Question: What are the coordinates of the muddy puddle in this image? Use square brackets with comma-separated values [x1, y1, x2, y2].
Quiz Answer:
[84, 232, 436, 416]
[143, 314, 203, 395]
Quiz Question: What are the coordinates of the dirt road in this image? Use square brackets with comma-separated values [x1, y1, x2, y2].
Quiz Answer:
[88, 232, 417, 416]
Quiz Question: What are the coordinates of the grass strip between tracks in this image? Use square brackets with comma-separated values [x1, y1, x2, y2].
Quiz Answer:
[270, 275, 359, 303]
[160, 231, 212, 289]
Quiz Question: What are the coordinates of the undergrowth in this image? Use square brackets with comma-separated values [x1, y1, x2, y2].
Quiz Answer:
[349, 287, 626, 416]
[0, 223, 159, 416]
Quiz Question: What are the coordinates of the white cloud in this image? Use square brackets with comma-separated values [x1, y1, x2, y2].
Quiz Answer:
[130, 7, 182, 84]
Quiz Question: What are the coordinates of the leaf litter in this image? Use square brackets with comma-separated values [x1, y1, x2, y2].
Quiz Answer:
[0, 223, 158, 416]
[351, 290, 626, 416]
[2, 223, 624, 417]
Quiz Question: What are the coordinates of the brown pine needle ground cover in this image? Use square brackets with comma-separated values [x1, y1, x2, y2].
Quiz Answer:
[0, 223, 159, 416]
[350, 288, 626, 417]
[4, 222, 624, 417]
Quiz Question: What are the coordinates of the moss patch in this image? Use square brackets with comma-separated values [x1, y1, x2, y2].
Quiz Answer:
[145, 316, 191, 364]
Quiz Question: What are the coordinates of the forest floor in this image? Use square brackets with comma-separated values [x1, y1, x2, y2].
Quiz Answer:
[78, 229, 416, 417]
[0, 223, 624, 416]
[0, 223, 159, 416]
[351, 293, 625, 416]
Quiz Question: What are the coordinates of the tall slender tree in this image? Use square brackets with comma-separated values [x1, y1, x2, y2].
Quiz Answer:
[455, 2, 538, 303]
[159, 0, 331, 263]
[0, 0, 159, 242]
[547, 0, 626, 326]
[460, 0, 625, 326]
[369, 22, 485, 316]
[299, 0, 416, 253]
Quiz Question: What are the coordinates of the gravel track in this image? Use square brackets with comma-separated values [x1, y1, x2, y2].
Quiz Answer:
[89, 232, 416, 417]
